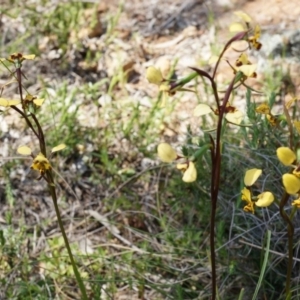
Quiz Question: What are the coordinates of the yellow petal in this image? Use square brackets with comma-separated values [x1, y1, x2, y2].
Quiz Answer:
[241, 187, 251, 204]
[234, 11, 252, 23]
[208, 55, 219, 64]
[256, 103, 270, 114]
[243, 203, 255, 214]
[33, 98, 45, 106]
[17, 145, 32, 155]
[176, 163, 188, 171]
[286, 97, 297, 109]
[225, 110, 243, 125]
[255, 192, 274, 207]
[0, 98, 20, 107]
[229, 22, 246, 32]
[253, 25, 261, 38]
[266, 114, 277, 126]
[182, 161, 197, 183]
[293, 121, 300, 134]
[244, 168, 262, 186]
[146, 66, 163, 85]
[293, 167, 300, 178]
[193, 104, 212, 117]
[22, 54, 35, 60]
[292, 199, 300, 208]
[276, 147, 296, 166]
[25, 94, 34, 101]
[282, 174, 300, 195]
[159, 83, 170, 92]
[237, 64, 257, 77]
[157, 143, 177, 163]
[51, 144, 66, 153]
[236, 53, 251, 66]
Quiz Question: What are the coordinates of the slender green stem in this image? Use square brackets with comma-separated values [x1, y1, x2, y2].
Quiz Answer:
[15, 67, 26, 111]
[14, 66, 46, 154]
[11, 105, 40, 138]
[46, 171, 88, 300]
[30, 113, 47, 156]
[14, 62, 88, 299]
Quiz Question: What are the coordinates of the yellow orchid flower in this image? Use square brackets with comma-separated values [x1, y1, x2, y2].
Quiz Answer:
[256, 103, 270, 114]
[232, 53, 257, 79]
[24, 94, 45, 107]
[157, 143, 197, 182]
[256, 104, 279, 126]
[17, 144, 66, 176]
[241, 169, 274, 213]
[248, 25, 262, 50]
[276, 147, 300, 195]
[31, 153, 51, 175]
[229, 11, 262, 50]
[0, 53, 35, 64]
[193, 103, 244, 125]
[146, 66, 173, 107]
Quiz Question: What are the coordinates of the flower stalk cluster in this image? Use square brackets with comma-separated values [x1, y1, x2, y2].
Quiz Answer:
[147, 10, 299, 299]
[0, 53, 88, 299]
